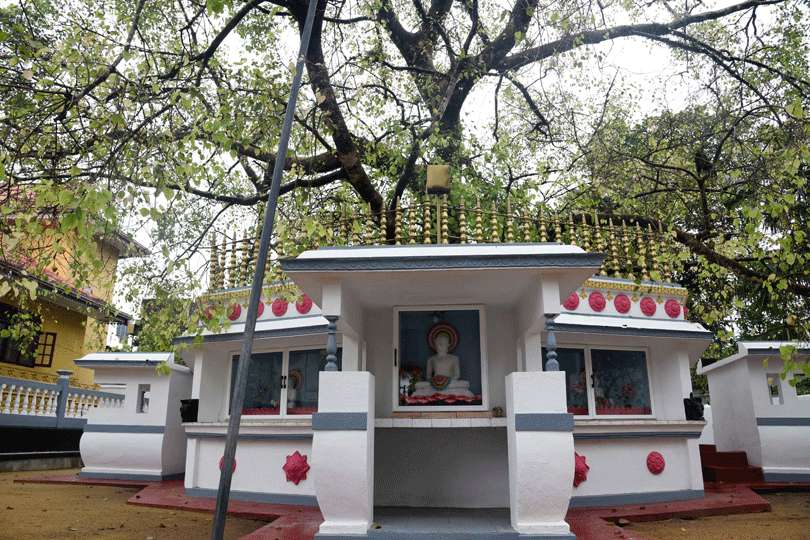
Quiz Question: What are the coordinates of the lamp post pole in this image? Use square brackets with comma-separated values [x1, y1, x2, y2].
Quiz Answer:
[209, 0, 319, 537]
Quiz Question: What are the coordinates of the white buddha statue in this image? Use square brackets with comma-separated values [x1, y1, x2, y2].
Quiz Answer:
[411, 332, 474, 398]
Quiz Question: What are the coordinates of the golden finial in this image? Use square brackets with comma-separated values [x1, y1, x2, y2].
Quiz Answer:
[505, 199, 514, 243]
[608, 218, 621, 279]
[553, 215, 562, 244]
[209, 233, 219, 291]
[379, 208, 388, 245]
[422, 195, 432, 244]
[568, 213, 577, 245]
[522, 209, 532, 242]
[659, 221, 671, 279]
[581, 214, 591, 252]
[242, 232, 254, 286]
[219, 236, 228, 288]
[351, 215, 362, 245]
[366, 204, 376, 245]
[228, 231, 239, 288]
[440, 195, 449, 244]
[593, 213, 607, 276]
[538, 209, 548, 242]
[635, 221, 649, 281]
[621, 219, 634, 281]
[474, 199, 484, 243]
[648, 223, 660, 280]
[459, 200, 468, 244]
[394, 199, 402, 245]
[489, 201, 499, 243]
[408, 202, 417, 244]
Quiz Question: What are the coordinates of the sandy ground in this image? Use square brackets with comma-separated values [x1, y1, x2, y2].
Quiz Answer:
[0, 469, 268, 539]
[629, 492, 810, 540]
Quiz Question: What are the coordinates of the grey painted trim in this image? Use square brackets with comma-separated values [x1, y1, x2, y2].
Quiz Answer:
[185, 487, 318, 507]
[554, 323, 713, 340]
[78, 389, 125, 400]
[281, 253, 604, 272]
[0, 414, 85, 429]
[58, 417, 87, 429]
[569, 489, 704, 508]
[756, 417, 810, 426]
[514, 413, 574, 432]
[574, 430, 703, 440]
[319, 532, 575, 539]
[748, 348, 810, 356]
[173, 324, 328, 345]
[186, 432, 313, 441]
[83, 424, 165, 434]
[0, 376, 58, 391]
[79, 471, 183, 481]
[312, 412, 368, 431]
[763, 471, 810, 482]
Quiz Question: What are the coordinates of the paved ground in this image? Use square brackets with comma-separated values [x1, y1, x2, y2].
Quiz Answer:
[627, 492, 810, 540]
[0, 469, 268, 539]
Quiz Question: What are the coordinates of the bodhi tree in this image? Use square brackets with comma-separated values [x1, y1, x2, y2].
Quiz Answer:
[0, 0, 808, 367]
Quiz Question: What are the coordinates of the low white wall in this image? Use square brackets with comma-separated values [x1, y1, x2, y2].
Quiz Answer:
[374, 428, 509, 507]
[80, 432, 164, 477]
[186, 436, 316, 501]
[571, 437, 703, 504]
[698, 405, 714, 446]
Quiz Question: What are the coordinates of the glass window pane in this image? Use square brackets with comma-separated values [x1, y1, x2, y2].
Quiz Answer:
[592, 349, 652, 415]
[543, 348, 589, 415]
[287, 349, 342, 415]
[398, 309, 483, 407]
[230, 352, 283, 415]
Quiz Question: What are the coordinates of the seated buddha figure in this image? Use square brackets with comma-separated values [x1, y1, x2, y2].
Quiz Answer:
[411, 332, 473, 398]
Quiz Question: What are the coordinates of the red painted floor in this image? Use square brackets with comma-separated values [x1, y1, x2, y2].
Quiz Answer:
[17, 473, 803, 540]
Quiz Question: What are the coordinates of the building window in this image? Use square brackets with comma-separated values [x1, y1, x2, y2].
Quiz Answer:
[33, 332, 57, 367]
[229, 348, 341, 417]
[766, 373, 783, 405]
[543, 347, 653, 417]
[793, 373, 810, 397]
[0, 304, 37, 367]
[137, 384, 151, 413]
[395, 307, 486, 410]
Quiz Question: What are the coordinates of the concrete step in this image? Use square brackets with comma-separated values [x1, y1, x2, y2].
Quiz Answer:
[700, 450, 750, 468]
[703, 465, 764, 483]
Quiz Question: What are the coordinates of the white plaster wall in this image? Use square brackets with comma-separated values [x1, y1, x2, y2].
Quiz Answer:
[698, 405, 714, 445]
[191, 438, 315, 497]
[759, 426, 810, 474]
[90, 368, 170, 426]
[366, 305, 517, 417]
[80, 432, 164, 476]
[748, 357, 810, 418]
[572, 438, 698, 497]
[704, 360, 761, 465]
[161, 371, 193, 475]
[374, 428, 509, 507]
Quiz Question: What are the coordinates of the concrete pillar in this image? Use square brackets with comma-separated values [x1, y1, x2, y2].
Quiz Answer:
[506, 372, 574, 538]
[55, 369, 72, 427]
[341, 333, 361, 371]
[312, 371, 375, 537]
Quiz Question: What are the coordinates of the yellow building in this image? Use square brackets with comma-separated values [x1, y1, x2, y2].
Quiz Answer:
[0, 231, 147, 388]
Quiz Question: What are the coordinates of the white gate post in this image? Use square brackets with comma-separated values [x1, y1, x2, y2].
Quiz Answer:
[506, 371, 575, 538]
[312, 371, 375, 537]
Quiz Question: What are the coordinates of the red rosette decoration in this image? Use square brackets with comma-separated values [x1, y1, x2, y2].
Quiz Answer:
[574, 452, 590, 487]
[588, 291, 606, 312]
[646, 451, 665, 475]
[219, 456, 236, 473]
[227, 303, 242, 321]
[257, 300, 264, 317]
[683, 306, 689, 318]
[614, 294, 631, 314]
[283, 451, 310, 485]
[296, 294, 313, 314]
[664, 299, 681, 319]
[271, 298, 289, 317]
[563, 292, 580, 311]
[640, 296, 657, 317]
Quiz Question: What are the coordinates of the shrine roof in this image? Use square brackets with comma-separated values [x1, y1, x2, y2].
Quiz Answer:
[173, 314, 328, 345]
[553, 313, 712, 340]
[74, 352, 190, 372]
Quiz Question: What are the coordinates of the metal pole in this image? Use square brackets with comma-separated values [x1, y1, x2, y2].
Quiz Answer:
[210, 0, 319, 537]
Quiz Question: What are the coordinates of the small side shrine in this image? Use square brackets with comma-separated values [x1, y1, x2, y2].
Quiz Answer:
[76, 352, 192, 481]
[698, 342, 810, 482]
[177, 201, 713, 538]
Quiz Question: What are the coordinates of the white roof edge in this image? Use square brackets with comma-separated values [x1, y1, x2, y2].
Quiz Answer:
[296, 243, 587, 259]
[77, 352, 174, 362]
[698, 341, 810, 375]
[178, 315, 328, 339]
[554, 313, 711, 334]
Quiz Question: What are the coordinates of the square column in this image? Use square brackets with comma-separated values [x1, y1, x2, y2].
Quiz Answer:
[506, 372, 575, 538]
[312, 371, 375, 537]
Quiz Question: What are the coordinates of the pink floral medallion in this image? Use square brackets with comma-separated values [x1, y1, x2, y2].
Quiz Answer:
[296, 294, 313, 314]
[664, 299, 681, 319]
[614, 294, 631, 314]
[646, 451, 665, 474]
[283, 451, 310, 485]
[640, 296, 657, 317]
[588, 291, 606, 312]
[563, 292, 580, 311]
[219, 456, 236, 472]
[271, 298, 289, 317]
[227, 303, 241, 321]
[574, 452, 590, 487]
